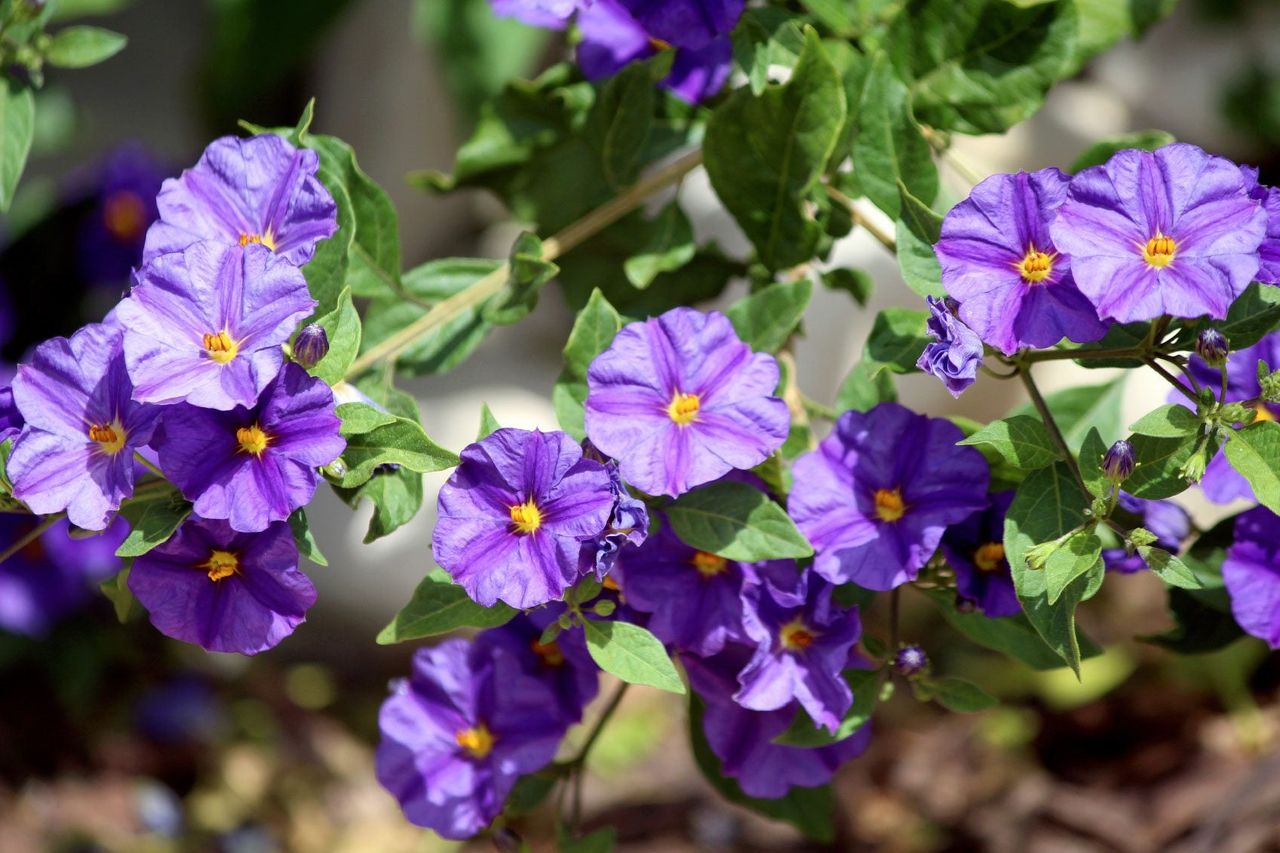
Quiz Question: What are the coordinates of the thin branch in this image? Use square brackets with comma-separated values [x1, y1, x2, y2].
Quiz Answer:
[1018, 363, 1090, 495]
[1144, 358, 1199, 405]
[822, 184, 897, 254]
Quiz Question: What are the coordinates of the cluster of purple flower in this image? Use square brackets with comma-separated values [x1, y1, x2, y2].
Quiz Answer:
[490, 0, 743, 103]
[2, 134, 345, 654]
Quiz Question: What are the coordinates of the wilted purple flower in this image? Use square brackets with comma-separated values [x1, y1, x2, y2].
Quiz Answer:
[143, 135, 338, 266]
[376, 639, 567, 839]
[1242, 166, 1280, 285]
[117, 241, 315, 411]
[789, 403, 989, 591]
[128, 517, 315, 654]
[9, 323, 160, 530]
[155, 363, 344, 533]
[1102, 439, 1136, 482]
[1051, 143, 1267, 323]
[585, 308, 788, 498]
[1103, 493, 1191, 573]
[936, 169, 1106, 355]
[1222, 507, 1280, 648]
[940, 491, 1020, 618]
[893, 645, 928, 677]
[76, 143, 167, 285]
[475, 607, 599, 723]
[735, 570, 861, 732]
[917, 296, 983, 397]
[614, 0, 744, 49]
[434, 428, 615, 609]
[578, 445, 649, 578]
[489, 0, 582, 28]
[621, 524, 751, 657]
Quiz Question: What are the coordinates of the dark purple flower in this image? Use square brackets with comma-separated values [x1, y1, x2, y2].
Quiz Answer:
[1222, 507, 1280, 648]
[143, 135, 338, 266]
[789, 403, 989, 591]
[376, 639, 567, 839]
[936, 168, 1106, 355]
[0, 365, 22, 441]
[940, 491, 1020, 617]
[917, 295, 983, 397]
[117, 241, 315, 411]
[291, 323, 329, 370]
[76, 143, 166, 286]
[155, 363, 344, 533]
[9, 323, 160, 530]
[489, 0, 581, 28]
[127, 517, 316, 654]
[621, 523, 751, 656]
[1102, 493, 1191, 574]
[475, 607, 599, 723]
[434, 428, 615, 609]
[1195, 328, 1229, 367]
[614, 0, 744, 50]
[1102, 439, 1136, 482]
[585, 308, 788, 498]
[893, 645, 928, 677]
[735, 570, 861, 732]
[1051, 143, 1267, 323]
[1241, 165, 1280, 285]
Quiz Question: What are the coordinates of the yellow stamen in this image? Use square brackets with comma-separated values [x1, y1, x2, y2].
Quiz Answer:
[202, 330, 239, 365]
[88, 420, 126, 455]
[974, 542, 1006, 573]
[510, 499, 543, 535]
[531, 639, 565, 667]
[455, 724, 495, 759]
[239, 230, 278, 252]
[602, 575, 621, 592]
[102, 190, 146, 242]
[236, 424, 270, 456]
[1255, 405, 1275, 423]
[779, 618, 816, 651]
[691, 550, 729, 578]
[1142, 234, 1177, 269]
[1015, 247, 1055, 284]
[667, 391, 701, 426]
[873, 488, 906, 523]
[648, 36, 672, 51]
[203, 549, 239, 582]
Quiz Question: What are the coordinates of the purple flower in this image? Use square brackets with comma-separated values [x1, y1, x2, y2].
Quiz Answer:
[76, 143, 167, 286]
[143, 135, 338, 266]
[9, 323, 160, 530]
[936, 168, 1107, 354]
[433, 428, 615, 609]
[585, 307, 788, 498]
[893, 645, 928, 677]
[1051, 143, 1267, 323]
[621, 523, 751, 656]
[1103, 493, 1191, 574]
[789, 403, 988, 591]
[1242, 166, 1280, 285]
[116, 241, 315, 411]
[686, 647, 871, 799]
[489, 0, 581, 28]
[127, 517, 316, 654]
[735, 570, 861, 732]
[1222, 507, 1280, 648]
[917, 296, 983, 397]
[376, 639, 567, 839]
[578, 444, 649, 577]
[155, 363, 344, 533]
[578, 0, 733, 104]
[940, 491, 1020, 617]
[614, 0, 744, 50]
[475, 607, 599, 723]
[0, 372, 22, 442]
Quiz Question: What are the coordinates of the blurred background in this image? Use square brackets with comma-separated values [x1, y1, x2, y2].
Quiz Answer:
[1, 0, 1279, 850]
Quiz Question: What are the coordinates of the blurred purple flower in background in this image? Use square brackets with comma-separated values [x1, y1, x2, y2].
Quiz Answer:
[1103, 493, 1191, 574]
[76, 143, 167, 287]
[941, 491, 1021, 617]
[475, 607, 599, 723]
[1223, 507, 1280, 648]
[490, 0, 584, 28]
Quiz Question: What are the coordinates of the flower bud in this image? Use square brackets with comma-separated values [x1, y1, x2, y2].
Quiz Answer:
[292, 323, 329, 369]
[1179, 449, 1208, 483]
[893, 645, 929, 678]
[1259, 362, 1280, 405]
[1102, 439, 1135, 482]
[1194, 328, 1229, 367]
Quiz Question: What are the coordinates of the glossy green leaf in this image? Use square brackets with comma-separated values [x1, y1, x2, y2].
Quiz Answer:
[959, 415, 1062, 471]
[377, 571, 516, 644]
[1130, 404, 1200, 438]
[926, 676, 998, 712]
[724, 279, 813, 353]
[115, 493, 192, 558]
[1223, 421, 1280, 514]
[44, 25, 128, 68]
[667, 480, 814, 562]
[552, 288, 622, 440]
[582, 619, 685, 694]
[310, 287, 361, 385]
[288, 509, 328, 567]
[864, 307, 929, 374]
[0, 78, 35, 212]
[852, 52, 937, 218]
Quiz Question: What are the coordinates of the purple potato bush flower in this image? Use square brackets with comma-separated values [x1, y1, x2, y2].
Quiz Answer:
[76, 143, 167, 286]
[935, 168, 1106, 355]
[1103, 493, 1191, 574]
[578, 446, 649, 578]
[376, 639, 567, 838]
[143, 134, 338, 266]
[1242, 166, 1280, 285]
[127, 517, 316, 654]
[156, 363, 344, 533]
[117, 241, 315, 411]
[1051, 143, 1267, 323]
[9, 323, 160, 530]
[614, 0, 744, 50]
[789, 402, 989, 591]
[0, 384, 21, 441]
[1222, 507, 1280, 648]
[585, 307, 788, 498]
[940, 492, 1020, 618]
[474, 607, 599, 723]
[489, 0, 583, 28]
[433, 428, 615, 609]
[917, 296, 984, 397]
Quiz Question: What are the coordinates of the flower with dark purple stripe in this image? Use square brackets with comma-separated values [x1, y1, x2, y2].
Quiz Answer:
[940, 491, 1020, 617]
[1222, 507, 1280, 648]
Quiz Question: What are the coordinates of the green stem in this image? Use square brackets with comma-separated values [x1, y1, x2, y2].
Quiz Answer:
[1017, 363, 1090, 495]
[1016, 345, 1147, 363]
[133, 452, 166, 479]
[1144, 357, 1199, 405]
[565, 680, 629, 832]
[801, 395, 839, 422]
[822, 184, 897, 254]
[0, 513, 61, 567]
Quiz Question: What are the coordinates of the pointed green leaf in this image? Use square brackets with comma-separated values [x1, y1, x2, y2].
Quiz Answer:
[724, 279, 813, 353]
[1224, 421, 1280, 514]
[667, 480, 813, 561]
[582, 619, 685, 694]
[0, 78, 35, 212]
[959, 415, 1061, 471]
[377, 571, 516, 644]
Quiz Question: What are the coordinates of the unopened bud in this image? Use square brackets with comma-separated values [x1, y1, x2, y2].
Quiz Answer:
[893, 645, 929, 678]
[1102, 440, 1135, 482]
[292, 323, 329, 369]
[321, 458, 347, 479]
[1259, 362, 1280, 404]
[592, 599, 617, 617]
[1128, 527, 1158, 547]
[1180, 448, 1208, 483]
[1195, 328, 1229, 367]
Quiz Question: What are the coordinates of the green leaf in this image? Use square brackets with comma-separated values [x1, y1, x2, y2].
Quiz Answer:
[336, 417, 459, 489]
[43, 25, 128, 68]
[666, 480, 813, 562]
[289, 97, 315, 146]
[774, 668, 879, 746]
[584, 62, 654, 188]
[704, 29, 846, 270]
[800, 0, 855, 34]
[1130, 404, 1201, 438]
[835, 359, 897, 413]
[559, 827, 617, 853]
[483, 232, 557, 325]
[0, 78, 35, 212]
[552, 288, 623, 441]
[288, 509, 328, 567]
[1044, 530, 1102, 605]
[334, 465, 424, 544]
[724, 279, 813, 353]
[310, 287, 361, 385]
[115, 494, 192, 558]
[926, 676, 998, 712]
[820, 268, 873, 305]
[731, 8, 808, 95]
[376, 571, 516, 644]
[851, 52, 937, 218]
[1013, 378, 1126, 450]
[1069, 0, 1177, 71]
[924, 589, 1097, 670]
[1139, 546, 1202, 590]
[621, 202, 695, 289]
[337, 402, 399, 436]
[864, 307, 929, 374]
[895, 181, 946, 298]
[1215, 283, 1280, 350]
[1223, 421, 1280, 514]
[1123, 432, 1199, 499]
[478, 404, 501, 440]
[959, 415, 1061, 471]
[1069, 130, 1175, 171]
[100, 566, 136, 624]
[582, 619, 685, 694]
[1078, 427, 1109, 499]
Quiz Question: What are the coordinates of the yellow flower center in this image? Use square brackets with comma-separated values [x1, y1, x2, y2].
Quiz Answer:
[1142, 233, 1177, 269]
[974, 542, 1006, 573]
[779, 618, 816, 651]
[1016, 248, 1055, 284]
[1254, 405, 1275, 423]
[691, 550, 729, 578]
[102, 190, 147, 242]
[236, 424, 270, 456]
[455, 724, 495, 759]
[239, 230, 278, 252]
[667, 392, 701, 426]
[531, 638, 565, 667]
[202, 330, 239, 365]
[602, 575, 621, 592]
[873, 488, 906, 523]
[648, 36, 672, 51]
[203, 549, 239, 582]
[87, 420, 126, 455]
[510, 499, 543, 535]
